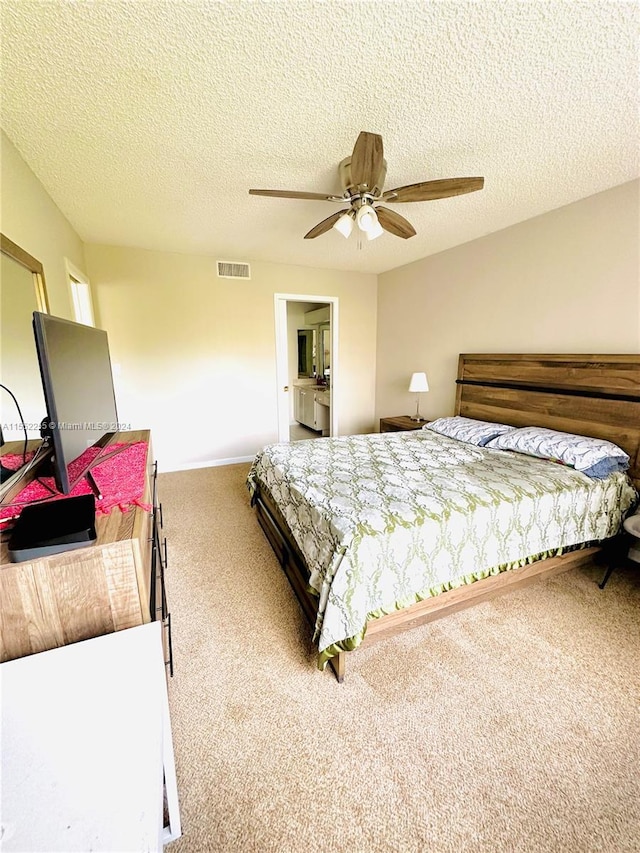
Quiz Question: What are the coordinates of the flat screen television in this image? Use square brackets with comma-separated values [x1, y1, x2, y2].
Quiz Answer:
[32, 311, 119, 495]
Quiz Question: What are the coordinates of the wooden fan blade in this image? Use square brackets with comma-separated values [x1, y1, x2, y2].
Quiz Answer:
[304, 211, 344, 239]
[350, 131, 384, 191]
[383, 177, 484, 203]
[375, 206, 416, 239]
[249, 189, 343, 201]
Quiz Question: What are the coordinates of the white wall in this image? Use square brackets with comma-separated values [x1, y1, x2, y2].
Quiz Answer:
[375, 180, 640, 425]
[84, 245, 377, 470]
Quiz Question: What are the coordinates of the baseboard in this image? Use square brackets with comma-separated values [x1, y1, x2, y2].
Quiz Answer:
[161, 455, 255, 473]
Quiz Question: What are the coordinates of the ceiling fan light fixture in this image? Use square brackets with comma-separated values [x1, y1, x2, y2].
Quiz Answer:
[365, 219, 384, 240]
[356, 203, 379, 233]
[248, 132, 484, 243]
[333, 210, 354, 238]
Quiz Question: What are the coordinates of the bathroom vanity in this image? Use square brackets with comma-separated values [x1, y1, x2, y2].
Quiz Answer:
[293, 385, 330, 435]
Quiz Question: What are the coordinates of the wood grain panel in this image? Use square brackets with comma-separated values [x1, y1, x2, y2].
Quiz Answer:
[102, 541, 146, 631]
[133, 511, 153, 622]
[0, 563, 65, 661]
[133, 434, 154, 619]
[458, 353, 640, 396]
[44, 550, 117, 645]
[458, 385, 640, 439]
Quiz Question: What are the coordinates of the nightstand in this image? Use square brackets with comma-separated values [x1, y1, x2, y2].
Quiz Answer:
[380, 415, 429, 433]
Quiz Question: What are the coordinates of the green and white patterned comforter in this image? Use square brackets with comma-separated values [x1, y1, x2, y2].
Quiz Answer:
[247, 430, 637, 656]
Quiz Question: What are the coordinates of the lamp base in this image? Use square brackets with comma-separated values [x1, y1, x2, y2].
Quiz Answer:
[409, 416, 427, 422]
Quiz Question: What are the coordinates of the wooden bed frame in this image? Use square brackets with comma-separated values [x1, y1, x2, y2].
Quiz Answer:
[254, 354, 640, 681]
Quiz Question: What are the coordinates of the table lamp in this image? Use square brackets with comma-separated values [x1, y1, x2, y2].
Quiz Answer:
[408, 372, 429, 421]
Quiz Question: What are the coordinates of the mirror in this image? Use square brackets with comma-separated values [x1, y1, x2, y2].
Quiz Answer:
[319, 323, 331, 380]
[1, 234, 49, 495]
[297, 323, 331, 381]
[297, 329, 315, 378]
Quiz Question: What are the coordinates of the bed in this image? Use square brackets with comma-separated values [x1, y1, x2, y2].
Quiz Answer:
[248, 354, 640, 681]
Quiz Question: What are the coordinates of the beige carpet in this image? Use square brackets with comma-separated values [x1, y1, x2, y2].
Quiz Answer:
[160, 463, 640, 853]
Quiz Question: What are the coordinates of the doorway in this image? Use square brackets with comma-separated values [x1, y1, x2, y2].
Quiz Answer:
[274, 294, 339, 443]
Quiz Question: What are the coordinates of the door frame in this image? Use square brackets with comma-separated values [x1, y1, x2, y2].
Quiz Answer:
[274, 293, 339, 443]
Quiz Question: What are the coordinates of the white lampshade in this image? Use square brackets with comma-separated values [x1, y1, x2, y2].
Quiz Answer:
[408, 372, 429, 393]
[333, 211, 354, 238]
[356, 204, 379, 233]
[365, 218, 384, 240]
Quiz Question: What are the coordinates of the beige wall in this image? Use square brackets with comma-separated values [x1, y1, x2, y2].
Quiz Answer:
[1, 131, 86, 318]
[376, 180, 640, 425]
[84, 245, 377, 470]
[4, 130, 637, 469]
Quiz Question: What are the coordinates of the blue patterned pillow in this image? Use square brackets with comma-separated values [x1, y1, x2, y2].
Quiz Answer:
[424, 416, 516, 447]
[485, 427, 629, 478]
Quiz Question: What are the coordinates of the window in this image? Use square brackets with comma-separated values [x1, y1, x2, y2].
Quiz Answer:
[65, 260, 95, 326]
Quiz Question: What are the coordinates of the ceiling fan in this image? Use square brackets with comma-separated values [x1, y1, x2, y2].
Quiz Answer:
[249, 131, 484, 241]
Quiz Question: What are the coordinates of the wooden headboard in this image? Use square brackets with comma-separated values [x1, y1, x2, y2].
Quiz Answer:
[454, 354, 640, 487]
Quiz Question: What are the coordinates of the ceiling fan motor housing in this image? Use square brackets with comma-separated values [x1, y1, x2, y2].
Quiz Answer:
[339, 156, 387, 197]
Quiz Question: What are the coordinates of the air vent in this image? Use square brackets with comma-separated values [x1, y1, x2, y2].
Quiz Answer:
[217, 261, 251, 280]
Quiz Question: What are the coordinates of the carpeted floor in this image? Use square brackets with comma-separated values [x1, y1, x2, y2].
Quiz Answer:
[160, 463, 640, 853]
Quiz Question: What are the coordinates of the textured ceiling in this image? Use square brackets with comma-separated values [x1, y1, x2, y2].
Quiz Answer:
[1, 1, 639, 275]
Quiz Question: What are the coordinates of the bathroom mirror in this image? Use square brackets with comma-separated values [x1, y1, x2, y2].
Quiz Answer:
[1, 234, 49, 495]
[297, 329, 315, 377]
[319, 323, 331, 378]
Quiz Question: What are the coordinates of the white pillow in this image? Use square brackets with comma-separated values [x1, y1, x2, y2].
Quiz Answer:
[485, 427, 629, 478]
[424, 416, 516, 447]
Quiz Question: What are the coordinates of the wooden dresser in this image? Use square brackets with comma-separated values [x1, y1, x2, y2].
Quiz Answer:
[0, 430, 172, 672]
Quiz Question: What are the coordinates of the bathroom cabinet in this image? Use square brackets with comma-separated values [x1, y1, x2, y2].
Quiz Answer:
[294, 386, 330, 434]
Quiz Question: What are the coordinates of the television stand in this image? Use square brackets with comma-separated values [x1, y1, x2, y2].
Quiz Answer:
[0, 430, 174, 681]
